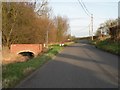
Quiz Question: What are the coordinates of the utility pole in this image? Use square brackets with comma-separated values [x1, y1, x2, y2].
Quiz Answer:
[89, 24, 90, 37]
[91, 14, 93, 40]
[46, 30, 48, 48]
[46, 22, 51, 48]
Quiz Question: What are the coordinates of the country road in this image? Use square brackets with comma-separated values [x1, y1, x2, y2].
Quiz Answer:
[16, 40, 118, 88]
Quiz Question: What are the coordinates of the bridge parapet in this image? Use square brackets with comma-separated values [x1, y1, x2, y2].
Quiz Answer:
[10, 44, 42, 56]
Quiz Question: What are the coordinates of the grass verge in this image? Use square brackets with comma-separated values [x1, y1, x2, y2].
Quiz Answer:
[64, 41, 74, 46]
[91, 39, 120, 55]
[2, 45, 62, 88]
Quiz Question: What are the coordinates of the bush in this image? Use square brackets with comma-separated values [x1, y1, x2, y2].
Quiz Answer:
[96, 39, 120, 55]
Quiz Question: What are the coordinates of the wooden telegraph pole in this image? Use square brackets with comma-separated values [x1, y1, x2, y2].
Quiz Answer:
[91, 14, 93, 40]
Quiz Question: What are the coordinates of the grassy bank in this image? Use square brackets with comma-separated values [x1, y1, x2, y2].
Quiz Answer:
[91, 39, 120, 55]
[2, 45, 63, 88]
[64, 41, 74, 46]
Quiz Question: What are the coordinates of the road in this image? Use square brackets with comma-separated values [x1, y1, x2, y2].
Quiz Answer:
[16, 40, 118, 88]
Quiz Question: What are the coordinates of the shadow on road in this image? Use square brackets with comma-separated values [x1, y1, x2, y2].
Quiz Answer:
[57, 53, 107, 65]
[56, 43, 118, 87]
[16, 57, 118, 88]
[16, 41, 119, 88]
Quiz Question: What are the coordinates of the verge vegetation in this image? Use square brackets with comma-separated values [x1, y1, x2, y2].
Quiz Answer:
[2, 45, 63, 88]
[92, 17, 120, 55]
[2, 42, 74, 88]
[91, 39, 120, 55]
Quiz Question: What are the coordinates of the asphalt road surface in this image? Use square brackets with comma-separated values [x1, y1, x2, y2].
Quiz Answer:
[16, 40, 118, 88]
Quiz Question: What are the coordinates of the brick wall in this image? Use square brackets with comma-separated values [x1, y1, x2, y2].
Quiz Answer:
[10, 44, 42, 55]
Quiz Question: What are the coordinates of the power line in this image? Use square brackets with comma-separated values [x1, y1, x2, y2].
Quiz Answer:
[70, 24, 90, 29]
[80, 0, 91, 15]
[77, 0, 91, 17]
[77, 0, 94, 40]
[68, 17, 109, 21]
[69, 17, 89, 19]
[69, 17, 90, 20]
[79, 25, 90, 30]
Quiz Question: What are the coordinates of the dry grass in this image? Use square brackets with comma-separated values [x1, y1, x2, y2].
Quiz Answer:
[2, 47, 29, 65]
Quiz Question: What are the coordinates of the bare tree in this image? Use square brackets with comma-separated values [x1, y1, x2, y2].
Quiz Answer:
[54, 16, 69, 42]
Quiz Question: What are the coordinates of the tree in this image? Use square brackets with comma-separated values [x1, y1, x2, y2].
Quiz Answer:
[96, 19, 119, 41]
[2, 2, 52, 47]
[2, 1, 70, 48]
[2, 2, 39, 47]
[54, 16, 69, 42]
[31, 0, 52, 18]
[2, 2, 19, 47]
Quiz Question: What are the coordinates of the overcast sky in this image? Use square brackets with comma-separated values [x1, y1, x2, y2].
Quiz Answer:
[48, 0, 119, 37]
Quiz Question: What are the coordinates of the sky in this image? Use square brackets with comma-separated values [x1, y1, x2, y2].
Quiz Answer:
[48, 0, 119, 37]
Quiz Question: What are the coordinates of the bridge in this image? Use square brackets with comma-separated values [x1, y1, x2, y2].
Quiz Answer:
[10, 44, 43, 57]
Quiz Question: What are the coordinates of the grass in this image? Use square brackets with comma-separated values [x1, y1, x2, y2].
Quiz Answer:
[2, 45, 63, 88]
[64, 41, 74, 46]
[91, 39, 120, 55]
